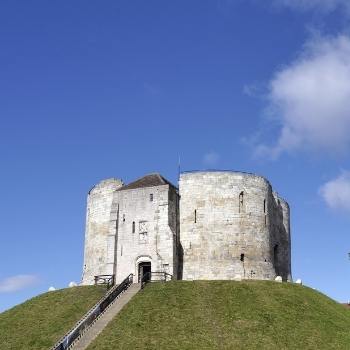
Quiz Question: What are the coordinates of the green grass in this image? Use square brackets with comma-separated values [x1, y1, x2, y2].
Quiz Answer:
[0, 285, 106, 350]
[87, 281, 350, 350]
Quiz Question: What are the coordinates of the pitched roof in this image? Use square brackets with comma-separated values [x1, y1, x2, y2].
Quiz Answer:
[117, 173, 176, 191]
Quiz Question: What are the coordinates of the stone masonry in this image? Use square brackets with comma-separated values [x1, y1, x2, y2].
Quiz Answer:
[81, 171, 292, 285]
[179, 171, 291, 282]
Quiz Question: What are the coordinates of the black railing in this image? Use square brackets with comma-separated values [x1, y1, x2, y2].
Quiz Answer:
[50, 274, 133, 350]
[141, 271, 173, 289]
[94, 274, 115, 289]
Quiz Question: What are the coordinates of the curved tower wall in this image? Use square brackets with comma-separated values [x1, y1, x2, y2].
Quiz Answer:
[179, 171, 291, 281]
[81, 178, 123, 285]
[271, 194, 292, 281]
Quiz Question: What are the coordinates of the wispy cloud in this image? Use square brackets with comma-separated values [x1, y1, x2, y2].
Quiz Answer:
[0, 275, 39, 293]
[219, 0, 350, 15]
[273, 0, 350, 13]
[203, 151, 220, 167]
[254, 34, 350, 159]
[319, 171, 350, 212]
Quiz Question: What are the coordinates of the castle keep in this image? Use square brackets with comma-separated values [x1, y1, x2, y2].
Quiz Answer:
[81, 171, 292, 285]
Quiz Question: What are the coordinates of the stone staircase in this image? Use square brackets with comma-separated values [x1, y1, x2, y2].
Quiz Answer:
[70, 283, 140, 350]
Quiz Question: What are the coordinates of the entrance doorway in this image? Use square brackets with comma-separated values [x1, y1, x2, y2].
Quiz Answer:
[138, 262, 151, 283]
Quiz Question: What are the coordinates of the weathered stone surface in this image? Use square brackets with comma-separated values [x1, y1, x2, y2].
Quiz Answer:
[81, 171, 292, 285]
[179, 171, 292, 282]
[81, 178, 124, 285]
[111, 183, 179, 284]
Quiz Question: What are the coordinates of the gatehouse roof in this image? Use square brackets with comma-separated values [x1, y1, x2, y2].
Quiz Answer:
[117, 173, 176, 191]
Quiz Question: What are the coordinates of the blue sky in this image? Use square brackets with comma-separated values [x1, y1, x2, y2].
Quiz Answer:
[1, 0, 350, 311]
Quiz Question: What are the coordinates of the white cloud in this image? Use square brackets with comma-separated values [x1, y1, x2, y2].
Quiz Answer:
[255, 34, 350, 159]
[275, 0, 349, 12]
[319, 171, 350, 212]
[203, 151, 220, 167]
[0, 275, 39, 293]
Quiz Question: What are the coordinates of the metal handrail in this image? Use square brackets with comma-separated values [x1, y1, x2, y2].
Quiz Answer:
[50, 274, 133, 350]
[94, 274, 115, 289]
[141, 271, 173, 289]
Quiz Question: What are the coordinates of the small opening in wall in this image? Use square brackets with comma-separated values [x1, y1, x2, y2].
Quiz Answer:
[263, 199, 266, 213]
[239, 191, 244, 213]
[240, 253, 245, 262]
[264, 215, 267, 227]
[132, 221, 135, 233]
[194, 209, 197, 223]
[123, 214, 125, 222]
[121, 246, 123, 256]
[150, 193, 153, 202]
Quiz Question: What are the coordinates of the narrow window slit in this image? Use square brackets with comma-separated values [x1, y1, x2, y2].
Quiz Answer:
[239, 191, 244, 213]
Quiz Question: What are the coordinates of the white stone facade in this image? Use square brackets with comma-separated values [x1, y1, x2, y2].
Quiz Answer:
[179, 171, 291, 282]
[82, 178, 123, 284]
[81, 171, 292, 285]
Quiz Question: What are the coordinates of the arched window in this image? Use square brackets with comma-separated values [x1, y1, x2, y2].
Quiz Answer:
[239, 191, 244, 213]
[132, 221, 135, 233]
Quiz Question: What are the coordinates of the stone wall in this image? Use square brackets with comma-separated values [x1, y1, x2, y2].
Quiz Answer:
[179, 171, 292, 281]
[81, 178, 123, 285]
[81, 171, 291, 285]
[271, 194, 292, 281]
[111, 184, 179, 284]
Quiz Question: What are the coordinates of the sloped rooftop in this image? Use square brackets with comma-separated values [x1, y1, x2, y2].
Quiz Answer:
[117, 173, 176, 191]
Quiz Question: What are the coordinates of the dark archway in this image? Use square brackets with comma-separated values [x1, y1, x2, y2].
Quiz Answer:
[138, 262, 151, 283]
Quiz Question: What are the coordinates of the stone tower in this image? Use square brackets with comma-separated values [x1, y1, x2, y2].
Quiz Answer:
[81, 170, 292, 285]
[111, 174, 179, 284]
[179, 171, 292, 281]
[81, 178, 124, 285]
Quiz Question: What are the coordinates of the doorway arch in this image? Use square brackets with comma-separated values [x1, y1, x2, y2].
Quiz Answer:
[138, 261, 151, 283]
[135, 256, 152, 283]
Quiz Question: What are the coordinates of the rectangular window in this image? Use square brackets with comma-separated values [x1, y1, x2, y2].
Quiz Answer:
[194, 209, 197, 223]
[150, 193, 153, 202]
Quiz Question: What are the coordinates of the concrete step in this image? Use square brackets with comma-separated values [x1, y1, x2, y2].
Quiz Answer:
[70, 283, 141, 350]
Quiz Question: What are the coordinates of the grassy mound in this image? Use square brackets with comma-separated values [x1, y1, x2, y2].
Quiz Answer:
[0, 285, 106, 350]
[87, 281, 350, 350]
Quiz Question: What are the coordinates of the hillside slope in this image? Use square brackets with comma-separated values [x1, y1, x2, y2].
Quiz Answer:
[0, 285, 105, 350]
[87, 281, 350, 350]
